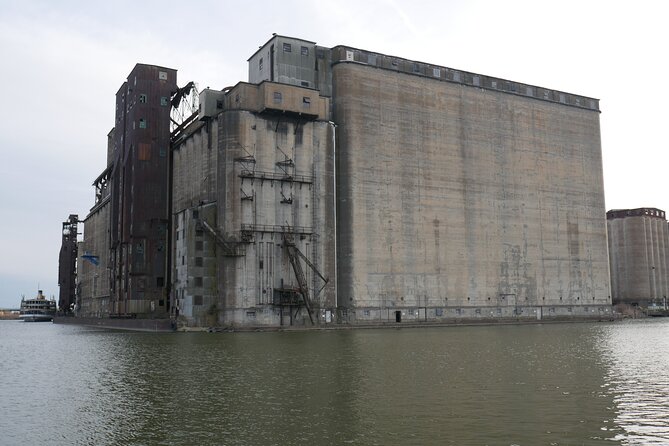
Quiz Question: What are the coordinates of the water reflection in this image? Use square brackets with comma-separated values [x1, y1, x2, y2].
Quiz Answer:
[597, 319, 669, 445]
[5, 320, 669, 445]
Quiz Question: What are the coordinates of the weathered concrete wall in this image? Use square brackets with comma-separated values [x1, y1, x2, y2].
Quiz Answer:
[172, 120, 218, 212]
[607, 209, 669, 306]
[77, 201, 111, 317]
[332, 62, 610, 322]
[171, 118, 219, 326]
[173, 204, 218, 326]
[216, 109, 336, 327]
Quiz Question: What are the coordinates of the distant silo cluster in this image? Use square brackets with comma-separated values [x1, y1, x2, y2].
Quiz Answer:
[62, 35, 614, 328]
[607, 208, 669, 309]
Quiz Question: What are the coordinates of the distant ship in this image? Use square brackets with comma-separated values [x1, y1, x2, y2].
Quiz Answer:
[20, 290, 57, 322]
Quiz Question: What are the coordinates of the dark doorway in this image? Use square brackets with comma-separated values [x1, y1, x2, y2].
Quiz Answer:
[395, 311, 402, 323]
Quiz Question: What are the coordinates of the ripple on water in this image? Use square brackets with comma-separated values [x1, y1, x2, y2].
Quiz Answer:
[3, 320, 669, 445]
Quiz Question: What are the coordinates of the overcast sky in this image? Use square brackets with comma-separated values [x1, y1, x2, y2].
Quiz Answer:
[1, 0, 667, 309]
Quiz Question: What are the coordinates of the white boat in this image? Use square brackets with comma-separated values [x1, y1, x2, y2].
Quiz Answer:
[20, 290, 57, 322]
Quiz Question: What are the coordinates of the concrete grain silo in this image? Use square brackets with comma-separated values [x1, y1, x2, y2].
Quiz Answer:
[607, 208, 669, 309]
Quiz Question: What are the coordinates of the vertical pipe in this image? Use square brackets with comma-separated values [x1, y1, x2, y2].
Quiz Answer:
[330, 121, 337, 310]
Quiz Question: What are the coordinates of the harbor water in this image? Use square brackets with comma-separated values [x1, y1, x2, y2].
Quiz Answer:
[1, 319, 669, 445]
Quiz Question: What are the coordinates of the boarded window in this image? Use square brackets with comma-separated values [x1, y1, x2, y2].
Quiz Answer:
[138, 143, 151, 161]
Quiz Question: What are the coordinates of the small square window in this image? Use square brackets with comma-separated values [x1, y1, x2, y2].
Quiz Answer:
[158, 71, 168, 80]
[194, 277, 203, 287]
[301, 46, 309, 56]
[195, 240, 203, 251]
[283, 43, 291, 52]
[194, 295, 203, 306]
[259, 57, 264, 70]
[432, 68, 440, 78]
[156, 277, 164, 287]
[139, 118, 146, 129]
[300, 81, 309, 87]
[302, 97, 311, 107]
[139, 94, 147, 103]
[273, 91, 282, 103]
[195, 257, 203, 267]
[160, 96, 169, 106]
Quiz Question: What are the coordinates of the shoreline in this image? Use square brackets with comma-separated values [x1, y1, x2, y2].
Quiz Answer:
[53, 313, 624, 333]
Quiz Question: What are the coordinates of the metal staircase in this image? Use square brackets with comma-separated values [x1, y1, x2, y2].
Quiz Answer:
[282, 229, 329, 325]
[198, 219, 246, 257]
